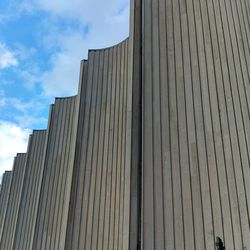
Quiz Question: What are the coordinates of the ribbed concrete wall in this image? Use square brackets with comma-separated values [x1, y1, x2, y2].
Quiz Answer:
[0, 171, 12, 239]
[141, 0, 250, 249]
[13, 130, 47, 250]
[1, 0, 250, 249]
[32, 96, 79, 250]
[0, 153, 27, 250]
[65, 39, 133, 250]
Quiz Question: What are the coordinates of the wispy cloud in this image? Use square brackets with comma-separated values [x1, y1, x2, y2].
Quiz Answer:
[39, 31, 86, 97]
[0, 13, 10, 23]
[0, 96, 43, 113]
[15, 115, 47, 128]
[0, 43, 18, 69]
[0, 0, 129, 97]
[35, 0, 128, 24]
[0, 120, 30, 178]
[36, 0, 129, 97]
[0, 0, 130, 179]
[0, 95, 48, 128]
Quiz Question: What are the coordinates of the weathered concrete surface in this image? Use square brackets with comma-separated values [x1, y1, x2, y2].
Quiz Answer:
[1, 0, 250, 249]
[141, 0, 250, 249]
[32, 96, 79, 250]
[0, 171, 12, 240]
[0, 153, 27, 250]
[65, 39, 133, 250]
[13, 130, 47, 250]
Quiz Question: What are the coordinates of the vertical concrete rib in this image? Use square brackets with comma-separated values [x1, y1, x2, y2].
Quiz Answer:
[32, 95, 79, 250]
[13, 130, 47, 250]
[65, 38, 132, 250]
[64, 60, 88, 249]
[0, 171, 12, 240]
[1, 0, 250, 248]
[0, 153, 27, 250]
[141, 0, 250, 249]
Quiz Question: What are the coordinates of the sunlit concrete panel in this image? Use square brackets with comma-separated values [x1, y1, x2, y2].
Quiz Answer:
[141, 0, 250, 249]
[0, 171, 12, 240]
[13, 130, 47, 250]
[65, 38, 133, 250]
[1, 0, 249, 249]
[32, 96, 79, 250]
[0, 153, 27, 250]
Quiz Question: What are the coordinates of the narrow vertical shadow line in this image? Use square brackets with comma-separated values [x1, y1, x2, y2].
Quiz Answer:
[129, 0, 143, 249]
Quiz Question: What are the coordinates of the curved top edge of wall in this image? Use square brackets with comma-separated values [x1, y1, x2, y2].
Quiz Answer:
[54, 95, 77, 101]
[28, 129, 47, 138]
[32, 129, 47, 133]
[88, 37, 129, 52]
[16, 153, 27, 156]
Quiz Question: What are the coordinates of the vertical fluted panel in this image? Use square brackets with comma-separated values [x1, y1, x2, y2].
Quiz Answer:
[32, 96, 79, 250]
[142, 0, 250, 249]
[13, 130, 47, 250]
[65, 38, 132, 250]
[0, 153, 27, 250]
[0, 171, 12, 239]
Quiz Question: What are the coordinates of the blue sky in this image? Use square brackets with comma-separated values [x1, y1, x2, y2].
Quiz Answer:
[0, 0, 130, 181]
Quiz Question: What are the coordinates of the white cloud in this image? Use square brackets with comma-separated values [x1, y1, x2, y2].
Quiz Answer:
[0, 99, 6, 107]
[0, 90, 6, 107]
[35, 0, 128, 24]
[0, 96, 44, 113]
[18, 68, 40, 90]
[0, 43, 18, 69]
[0, 0, 130, 180]
[15, 115, 47, 128]
[0, 121, 30, 181]
[39, 32, 85, 97]
[2, 0, 129, 97]
[37, 1, 129, 97]
[14, 44, 36, 61]
[0, 13, 9, 23]
[0, 94, 48, 129]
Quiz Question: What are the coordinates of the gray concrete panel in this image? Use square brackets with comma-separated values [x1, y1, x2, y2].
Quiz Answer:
[31, 95, 79, 250]
[13, 130, 47, 250]
[141, 0, 250, 249]
[65, 38, 132, 250]
[1, 0, 250, 249]
[0, 171, 12, 240]
[0, 153, 27, 250]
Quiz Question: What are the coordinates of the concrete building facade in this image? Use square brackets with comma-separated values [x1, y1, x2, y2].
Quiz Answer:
[32, 96, 79, 250]
[0, 171, 12, 240]
[0, 154, 27, 250]
[0, 0, 250, 249]
[65, 40, 133, 250]
[13, 130, 47, 250]
[141, 0, 250, 249]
